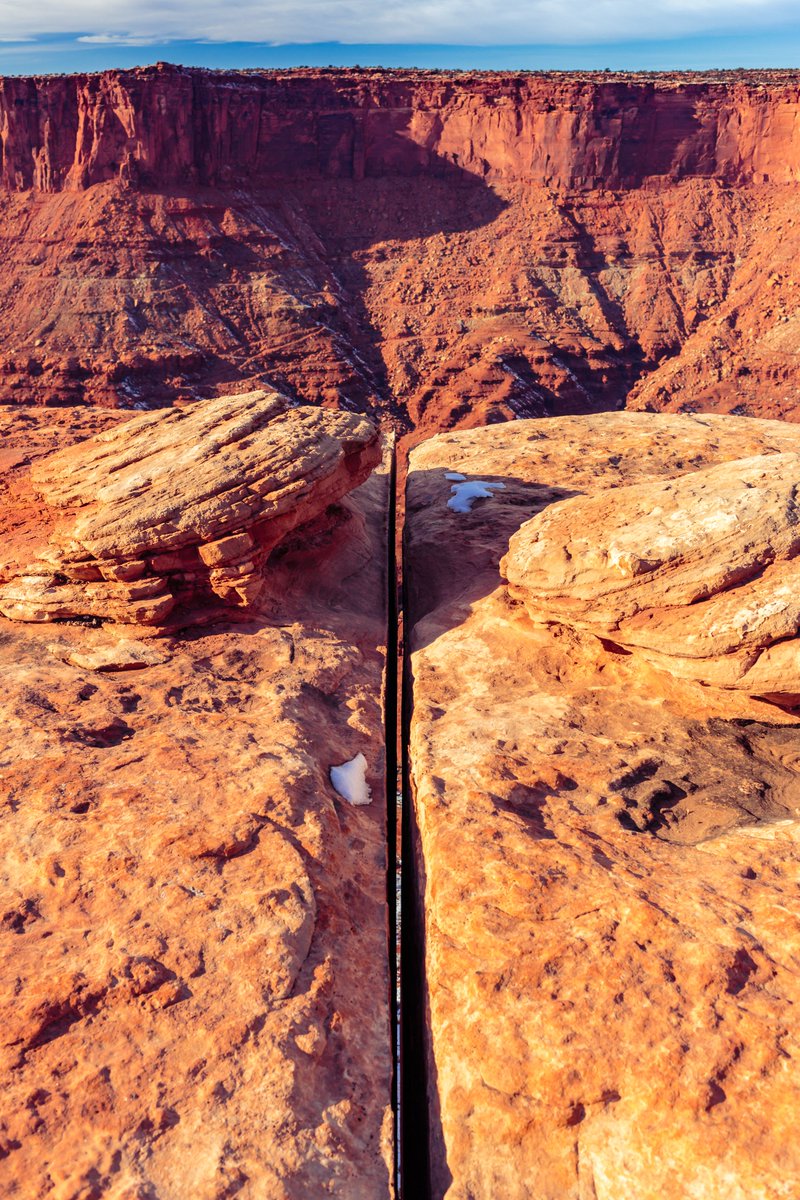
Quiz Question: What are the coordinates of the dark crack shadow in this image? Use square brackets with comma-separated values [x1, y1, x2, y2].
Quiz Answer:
[404, 467, 580, 648]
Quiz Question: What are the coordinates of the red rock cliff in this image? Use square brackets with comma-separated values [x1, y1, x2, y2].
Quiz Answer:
[2, 65, 800, 424]
[3, 64, 800, 191]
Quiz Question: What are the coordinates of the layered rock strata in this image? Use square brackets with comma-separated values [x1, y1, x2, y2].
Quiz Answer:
[0, 390, 380, 625]
[503, 452, 800, 700]
[405, 412, 800, 1199]
[0, 66, 800, 425]
[0, 404, 393, 1199]
[4, 66, 800, 191]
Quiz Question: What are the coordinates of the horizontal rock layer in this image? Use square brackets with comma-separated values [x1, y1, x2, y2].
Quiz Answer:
[405, 412, 800, 1199]
[0, 67, 798, 424]
[0, 390, 380, 624]
[0, 404, 393, 1199]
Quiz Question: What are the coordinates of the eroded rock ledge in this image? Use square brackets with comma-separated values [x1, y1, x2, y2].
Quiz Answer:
[0, 403, 393, 1199]
[502, 452, 800, 701]
[406, 412, 800, 1200]
[0, 390, 380, 626]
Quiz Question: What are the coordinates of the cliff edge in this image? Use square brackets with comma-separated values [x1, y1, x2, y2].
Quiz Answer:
[0, 65, 799, 424]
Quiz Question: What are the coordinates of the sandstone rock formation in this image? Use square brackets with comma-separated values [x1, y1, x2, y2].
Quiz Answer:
[6, 61, 800, 1192]
[1, 65, 800, 428]
[405, 412, 800, 1199]
[0, 390, 380, 625]
[502, 452, 800, 700]
[0, 404, 393, 1199]
[6, 66, 800, 193]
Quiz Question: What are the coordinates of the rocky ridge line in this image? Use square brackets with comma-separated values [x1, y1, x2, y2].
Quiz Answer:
[4, 65, 800, 191]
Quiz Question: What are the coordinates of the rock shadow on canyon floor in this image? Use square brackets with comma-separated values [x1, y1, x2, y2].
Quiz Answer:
[404, 466, 580, 649]
[297, 126, 509, 423]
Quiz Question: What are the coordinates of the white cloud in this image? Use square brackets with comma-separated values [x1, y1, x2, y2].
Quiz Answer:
[77, 33, 168, 45]
[0, 0, 797, 46]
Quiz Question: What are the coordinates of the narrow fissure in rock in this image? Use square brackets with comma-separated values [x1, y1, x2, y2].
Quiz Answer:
[398, 455, 434, 1200]
[383, 439, 401, 1195]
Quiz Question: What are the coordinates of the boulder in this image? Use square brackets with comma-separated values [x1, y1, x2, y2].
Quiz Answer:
[0, 391, 380, 626]
[502, 452, 800, 700]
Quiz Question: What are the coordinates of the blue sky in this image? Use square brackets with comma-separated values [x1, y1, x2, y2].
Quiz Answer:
[1, 2, 800, 75]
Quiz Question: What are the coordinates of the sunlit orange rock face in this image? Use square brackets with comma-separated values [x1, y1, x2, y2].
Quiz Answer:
[7, 65, 800, 1200]
[2, 65, 800, 427]
[0, 405, 394, 1199]
[0, 391, 380, 625]
[405, 413, 800, 1199]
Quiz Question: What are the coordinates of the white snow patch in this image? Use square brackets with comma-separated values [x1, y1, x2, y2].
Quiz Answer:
[445, 471, 466, 481]
[330, 753, 372, 806]
[447, 479, 506, 513]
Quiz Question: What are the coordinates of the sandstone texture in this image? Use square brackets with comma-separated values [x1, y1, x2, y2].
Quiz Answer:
[0, 406, 393, 1199]
[7, 62, 800, 1199]
[503, 452, 800, 699]
[405, 412, 800, 1199]
[5, 66, 800, 193]
[0, 390, 380, 625]
[0, 66, 799, 428]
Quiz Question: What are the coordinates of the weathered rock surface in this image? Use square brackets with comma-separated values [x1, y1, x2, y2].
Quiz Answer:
[405, 412, 800, 1199]
[48, 636, 170, 672]
[0, 405, 393, 1199]
[6, 66, 800, 193]
[502, 452, 800, 699]
[1, 65, 800, 428]
[0, 390, 380, 625]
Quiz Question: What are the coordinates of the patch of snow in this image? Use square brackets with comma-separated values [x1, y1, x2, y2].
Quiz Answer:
[330, 753, 372, 806]
[447, 479, 506, 513]
[445, 471, 466, 481]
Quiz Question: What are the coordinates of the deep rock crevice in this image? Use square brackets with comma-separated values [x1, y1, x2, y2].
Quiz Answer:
[4, 396, 800, 1199]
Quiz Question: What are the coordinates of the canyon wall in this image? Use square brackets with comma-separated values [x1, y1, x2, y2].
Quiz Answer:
[1, 65, 800, 424]
[3, 66, 800, 191]
[4, 66, 800, 1199]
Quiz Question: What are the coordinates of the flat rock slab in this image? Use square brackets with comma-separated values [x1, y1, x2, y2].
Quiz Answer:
[405, 412, 800, 1200]
[0, 409, 393, 1200]
[48, 637, 171, 672]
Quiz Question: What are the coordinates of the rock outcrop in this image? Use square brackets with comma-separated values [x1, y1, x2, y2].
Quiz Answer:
[502, 452, 800, 700]
[0, 65, 800, 425]
[0, 403, 393, 1199]
[0, 390, 380, 625]
[405, 412, 800, 1199]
